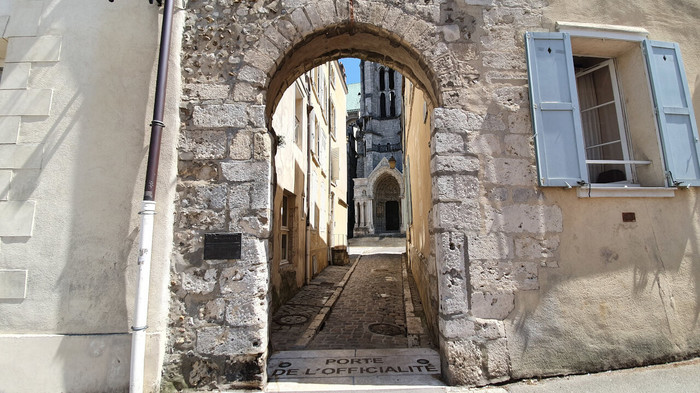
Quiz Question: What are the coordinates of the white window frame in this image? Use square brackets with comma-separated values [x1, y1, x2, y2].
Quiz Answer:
[575, 58, 635, 184]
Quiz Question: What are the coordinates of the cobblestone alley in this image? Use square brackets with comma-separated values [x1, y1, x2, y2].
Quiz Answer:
[270, 247, 432, 352]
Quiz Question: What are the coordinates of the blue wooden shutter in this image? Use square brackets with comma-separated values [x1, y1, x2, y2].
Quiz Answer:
[525, 32, 588, 187]
[644, 40, 700, 186]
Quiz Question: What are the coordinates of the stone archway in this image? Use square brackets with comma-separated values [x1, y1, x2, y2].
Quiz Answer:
[168, 1, 511, 390]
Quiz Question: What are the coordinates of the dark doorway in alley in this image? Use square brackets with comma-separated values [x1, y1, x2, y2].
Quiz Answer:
[386, 201, 400, 231]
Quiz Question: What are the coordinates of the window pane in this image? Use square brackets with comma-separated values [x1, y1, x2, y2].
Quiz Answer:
[281, 233, 288, 260]
[281, 196, 288, 227]
[576, 62, 627, 183]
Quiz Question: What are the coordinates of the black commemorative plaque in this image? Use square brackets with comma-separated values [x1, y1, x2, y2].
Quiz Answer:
[204, 233, 242, 260]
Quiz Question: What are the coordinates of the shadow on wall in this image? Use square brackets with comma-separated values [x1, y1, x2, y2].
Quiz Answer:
[21, 1, 161, 390]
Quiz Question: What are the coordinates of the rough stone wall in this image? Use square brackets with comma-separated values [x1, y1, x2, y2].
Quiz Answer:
[167, 0, 559, 389]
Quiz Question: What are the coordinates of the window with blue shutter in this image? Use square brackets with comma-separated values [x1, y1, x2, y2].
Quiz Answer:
[525, 32, 588, 187]
[644, 40, 700, 186]
[525, 30, 700, 190]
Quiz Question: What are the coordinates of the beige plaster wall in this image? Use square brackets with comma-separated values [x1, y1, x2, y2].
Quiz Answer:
[403, 78, 437, 342]
[0, 0, 182, 391]
[507, 0, 700, 378]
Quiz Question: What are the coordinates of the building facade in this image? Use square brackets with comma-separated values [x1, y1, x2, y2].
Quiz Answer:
[0, 1, 699, 392]
[349, 61, 406, 236]
[269, 61, 348, 311]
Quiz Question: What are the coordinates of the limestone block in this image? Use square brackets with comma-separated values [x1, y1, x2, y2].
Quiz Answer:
[485, 187, 508, 201]
[180, 268, 217, 295]
[228, 183, 251, 209]
[511, 261, 539, 290]
[203, 299, 225, 322]
[0, 62, 30, 89]
[219, 266, 265, 296]
[183, 84, 230, 100]
[229, 130, 253, 160]
[433, 175, 479, 202]
[485, 338, 511, 379]
[0, 170, 10, 200]
[177, 209, 226, 231]
[431, 155, 480, 175]
[242, 45, 276, 73]
[441, 339, 484, 385]
[230, 208, 270, 238]
[249, 181, 270, 210]
[0, 269, 27, 299]
[195, 326, 265, 356]
[471, 291, 514, 320]
[178, 160, 219, 181]
[469, 261, 511, 292]
[179, 184, 227, 210]
[220, 161, 269, 182]
[0, 117, 20, 143]
[0, 144, 42, 169]
[433, 201, 480, 232]
[238, 65, 267, 88]
[5, 1, 43, 37]
[440, 284, 469, 316]
[263, 25, 290, 53]
[275, 19, 300, 45]
[248, 106, 266, 128]
[439, 316, 476, 339]
[442, 25, 461, 42]
[483, 158, 537, 186]
[226, 295, 267, 327]
[192, 104, 247, 128]
[494, 86, 529, 112]
[468, 233, 512, 260]
[288, 8, 312, 36]
[0, 200, 35, 236]
[233, 82, 264, 102]
[5, 36, 62, 62]
[515, 236, 559, 260]
[467, 133, 502, 156]
[511, 187, 543, 203]
[432, 132, 466, 155]
[179, 130, 227, 160]
[508, 110, 532, 134]
[0, 90, 52, 116]
[504, 134, 533, 158]
[485, 204, 562, 234]
[474, 317, 506, 340]
[483, 50, 527, 71]
[435, 231, 466, 273]
[432, 108, 469, 133]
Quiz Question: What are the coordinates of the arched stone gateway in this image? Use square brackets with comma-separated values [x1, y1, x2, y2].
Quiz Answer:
[169, 0, 553, 390]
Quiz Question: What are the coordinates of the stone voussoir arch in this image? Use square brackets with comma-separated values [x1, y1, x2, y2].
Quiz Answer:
[170, 0, 503, 390]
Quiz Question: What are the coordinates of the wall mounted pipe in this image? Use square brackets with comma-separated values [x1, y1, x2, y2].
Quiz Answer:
[130, 0, 174, 392]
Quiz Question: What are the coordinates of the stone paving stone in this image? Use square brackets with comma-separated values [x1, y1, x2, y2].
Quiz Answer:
[308, 254, 408, 349]
[271, 265, 351, 351]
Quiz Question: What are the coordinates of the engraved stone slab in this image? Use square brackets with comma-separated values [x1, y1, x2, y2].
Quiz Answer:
[268, 349, 441, 380]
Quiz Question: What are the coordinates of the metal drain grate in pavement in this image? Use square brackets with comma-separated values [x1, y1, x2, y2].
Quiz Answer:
[368, 323, 405, 336]
[276, 314, 309, 325]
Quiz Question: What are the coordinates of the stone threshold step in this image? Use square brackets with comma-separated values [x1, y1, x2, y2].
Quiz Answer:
[268, 348, 441, 383]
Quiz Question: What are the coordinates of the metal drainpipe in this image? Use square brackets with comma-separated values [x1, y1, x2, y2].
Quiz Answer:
[129, 0, 174, 392]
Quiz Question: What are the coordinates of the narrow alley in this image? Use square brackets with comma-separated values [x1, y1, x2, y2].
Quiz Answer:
[270, 237, 433, 352]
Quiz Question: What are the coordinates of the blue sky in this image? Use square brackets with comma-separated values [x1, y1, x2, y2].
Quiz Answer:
[339, 58, 361, 85]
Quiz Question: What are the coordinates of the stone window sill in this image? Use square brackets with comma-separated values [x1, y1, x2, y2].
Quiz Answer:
[577, 186, 676, 198]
